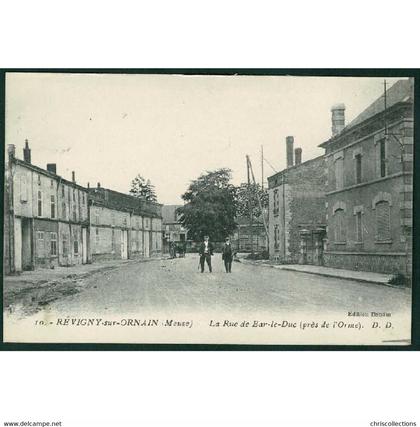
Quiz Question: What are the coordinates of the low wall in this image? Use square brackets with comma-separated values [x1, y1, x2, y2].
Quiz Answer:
[324, 251, 409, 275]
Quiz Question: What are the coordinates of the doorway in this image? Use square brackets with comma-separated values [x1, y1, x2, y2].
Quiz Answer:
[121, 229, 128, 260]
[82, 227, 88, 264]
[21, 218, 33, 271]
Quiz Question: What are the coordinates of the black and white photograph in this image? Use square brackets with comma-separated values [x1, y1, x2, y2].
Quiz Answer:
[2, 72, 414, 345]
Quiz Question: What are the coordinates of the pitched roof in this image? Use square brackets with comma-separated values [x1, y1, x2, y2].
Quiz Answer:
[344, 78, 413, 131]
[162, 205, 183, 223]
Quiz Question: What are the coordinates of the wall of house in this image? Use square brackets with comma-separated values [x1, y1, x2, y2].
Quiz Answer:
[268, 156, 326, 263]
[324, 117, 413, 275]
[324, 118, 413, 274]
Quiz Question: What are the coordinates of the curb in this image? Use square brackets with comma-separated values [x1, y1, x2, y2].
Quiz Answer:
[242, 259, 403, 289]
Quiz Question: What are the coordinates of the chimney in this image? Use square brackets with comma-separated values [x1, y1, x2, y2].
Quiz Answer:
[46, 163, 57, 174]
[286, 136, 294, 168]
[72, 171, 76, 183]
[331, 103, 346, 136]
[7, 144, 16, 160]
[23, 139, 31, 163]
[295, 148, 302, 165]
[97, 182, 101, 188]
[87, 182, 90, 189]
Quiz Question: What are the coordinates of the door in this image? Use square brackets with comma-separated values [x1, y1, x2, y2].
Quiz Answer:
[82, 227, 88, 264]
[21, 218, 33, 270]
[143, 231, 150, 257]
[121, 230, 128, 260]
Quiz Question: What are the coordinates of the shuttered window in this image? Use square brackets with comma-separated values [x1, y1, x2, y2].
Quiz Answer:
[334, 209, 346, 243]
[335, 158, 344, 189]
[376, 201, 391, 241]
[355, 212, 362, 242]
[274, 225, 279, 249]
[355, 154, 362, 184]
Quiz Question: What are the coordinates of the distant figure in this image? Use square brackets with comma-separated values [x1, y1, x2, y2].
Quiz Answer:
[170, 241, 177, 258]
[222, 237, 233, 273]
[198, 235, 214, 273]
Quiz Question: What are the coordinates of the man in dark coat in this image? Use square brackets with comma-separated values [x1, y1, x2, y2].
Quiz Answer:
[198, 235, 214, 273]
[222, 237, 234, 273]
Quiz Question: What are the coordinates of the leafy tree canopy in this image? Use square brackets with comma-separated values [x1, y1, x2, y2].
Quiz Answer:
[236, 182, 268, 219]
[129, 174, 157, 202]
[177, 168, 237, 241]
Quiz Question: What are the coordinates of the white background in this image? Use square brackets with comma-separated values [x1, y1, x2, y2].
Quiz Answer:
[1, 0, 419, 426]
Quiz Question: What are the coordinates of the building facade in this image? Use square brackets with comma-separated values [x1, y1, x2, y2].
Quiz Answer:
[320, 79, 414, 276]
[267, 137, 326, 264]
[89, 185, 163, 261]
[4, 142, 89, 273]
[232, 216, 267, 253]
[161, 205, 188, 252]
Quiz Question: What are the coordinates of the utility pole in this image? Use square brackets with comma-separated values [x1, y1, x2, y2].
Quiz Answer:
[383, 79, 410, 278]
[246, 155, 254, 254]
[247, 155, 269, 250]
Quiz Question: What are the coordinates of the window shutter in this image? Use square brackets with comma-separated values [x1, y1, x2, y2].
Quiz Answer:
[376, 201, 390, 240]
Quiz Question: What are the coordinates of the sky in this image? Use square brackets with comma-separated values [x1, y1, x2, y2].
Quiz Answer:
[5, 73, 404, 204]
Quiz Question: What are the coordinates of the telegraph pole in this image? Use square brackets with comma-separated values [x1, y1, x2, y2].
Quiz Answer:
[246, 155, 254, 254]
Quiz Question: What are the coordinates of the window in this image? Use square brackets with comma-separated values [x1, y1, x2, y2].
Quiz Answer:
[50, 179, 54, 188]
[50, 195, 56, 219]
[50, 232, 57, 256]
[334, 209, 346, 243]
[335, 158, 344, 189]
[73, 233, 79, 254]
[73, 203, 77, 222]
[36, 231, 44, 257]
[355, 211, 362, 242]
[274, 225, 279, 249]
[73, 189, 76, 201]
[20, 175, 28, 202]
[37, 174, 41, 185]
[63, 234, 68, 256]
[95, 227, 100, 247]
[62, 202, 66, 219]
[37, 191, 42, 216]
[62, 185, 65, 197]
[111, 228, 115, 252]
[273, 189, 279, 215]
[355, 154, 362, 184]
[376, 201, 391, 241]
[379, 139, 386, 177]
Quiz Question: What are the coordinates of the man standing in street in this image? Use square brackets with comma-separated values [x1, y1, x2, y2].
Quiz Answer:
[199, 235, 214, 273]
[222, 237, 233, 273]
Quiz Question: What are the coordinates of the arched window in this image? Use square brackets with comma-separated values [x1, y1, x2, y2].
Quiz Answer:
[375, 201, 391, 241]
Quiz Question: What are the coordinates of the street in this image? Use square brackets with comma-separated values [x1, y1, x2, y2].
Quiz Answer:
[29, 255, 410, 317]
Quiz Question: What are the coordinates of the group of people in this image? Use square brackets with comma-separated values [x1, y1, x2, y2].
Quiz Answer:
[198, 235, 234, 273]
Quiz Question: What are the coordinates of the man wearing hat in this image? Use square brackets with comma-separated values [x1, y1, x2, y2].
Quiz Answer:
[198, 235, 214, 273]
[222, 237, 234, 273]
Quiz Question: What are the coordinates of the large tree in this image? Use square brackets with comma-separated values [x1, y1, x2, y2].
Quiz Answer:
[178, 168, 237, 241]
[129, 174, 157, 202]
[236, 182, 268, 219]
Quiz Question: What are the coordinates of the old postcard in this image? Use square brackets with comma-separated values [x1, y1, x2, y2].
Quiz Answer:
[2, 72, 414, 345]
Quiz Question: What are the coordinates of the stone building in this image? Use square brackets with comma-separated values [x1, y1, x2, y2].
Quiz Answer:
[320, 78, 414, 276]
[267, 137, 326, 264]
[4, 141, 89, 273]
[88, 184, 163, 261]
